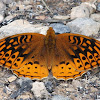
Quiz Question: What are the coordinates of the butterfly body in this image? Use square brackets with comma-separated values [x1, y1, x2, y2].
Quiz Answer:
[44, 27, 56, 69]
[0, 27, 100, 80]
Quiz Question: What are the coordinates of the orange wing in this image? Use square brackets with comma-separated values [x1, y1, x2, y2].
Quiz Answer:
[52, 33, 100, 80]
[0, 33, 49, 79]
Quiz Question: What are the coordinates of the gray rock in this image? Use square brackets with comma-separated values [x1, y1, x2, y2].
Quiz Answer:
[10, 78, 33, 99]
[50, 23, 70, 34]
[67, 18, 100, 36]
[45, 81, 54, 93]
[52, 95, 72, 100]
[44, 78, 57, 93]
[97, 2, 100, 11]
[16, 78, 33, 87]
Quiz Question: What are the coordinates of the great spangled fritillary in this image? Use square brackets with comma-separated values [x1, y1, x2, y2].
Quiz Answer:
[0, 27, 100, 80]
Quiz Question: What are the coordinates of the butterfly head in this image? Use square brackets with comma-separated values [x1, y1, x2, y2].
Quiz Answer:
[47, 27, 55, 35]
[45, 27, 56, 46]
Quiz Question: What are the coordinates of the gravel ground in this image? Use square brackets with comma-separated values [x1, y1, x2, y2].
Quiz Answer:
[0, 0, 100, 100]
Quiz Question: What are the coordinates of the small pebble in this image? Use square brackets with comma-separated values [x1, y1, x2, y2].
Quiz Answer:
[45, 81, 54, 93]
[85, 89, 89, 94]
[3, 88, 6, 93]
[31, 82, 49, 98]
[52, 95, 72, 100]
[35, 15, 46, 20]
[10, 78, 33, 99]
[66, 88, 75, 92]
[77, 87, 84, 94]
[7, 75, 17, 82]
[74, 94, 77, 97]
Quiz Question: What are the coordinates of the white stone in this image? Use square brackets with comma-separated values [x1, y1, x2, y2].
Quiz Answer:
[65, 88, 75, 91]
[71, 2, 96, 19]
[91, 13, 100, 22]
[7, 75, 17, 82]
[67, 18, 100, 36]
[0, 19, 49, 39]
[71, 6, 89, 19]
[31, 82, 49, 98]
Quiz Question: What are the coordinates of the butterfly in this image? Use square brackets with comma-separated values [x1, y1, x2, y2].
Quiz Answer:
[0, 27, 100, 80]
